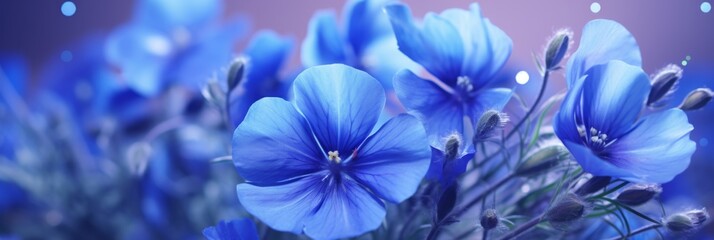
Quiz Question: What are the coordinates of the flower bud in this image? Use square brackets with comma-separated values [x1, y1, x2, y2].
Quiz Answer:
[201, 81, 227, 109]
[615, 184, 661, 206]
[514, 145, 567, 177]
[227, 57, 247, 92]
[473, 110, 509, 143]
[665, 208, 709, 232]
[647, 64, 682, 107]
[480, 209, 499, 230]
[575, 176, 611, 196]
[679, 88, 713, 111]
[544, 29, 572, 71]
[546, 193, 586, 223]
[444, 133, 461, 162]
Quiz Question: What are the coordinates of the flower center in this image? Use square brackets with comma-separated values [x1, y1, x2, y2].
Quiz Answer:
[577, 126, 617, 153]
[456, 76, 475, 93]
[327, 150, 341, 164]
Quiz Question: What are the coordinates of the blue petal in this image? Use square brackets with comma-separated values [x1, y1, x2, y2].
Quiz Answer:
[554, 75, 587, 143]
[562, 140, 633, 179]
[169, 17, 248, 89]
[236, 174, 386, 239]
[344, 0, 392, 56]
[293, 64, 385, 153]
[347, 114, 431, 203]
[581, 60, 650, 139]
[303, 176, 386, 239]
[393, 69, 462, 144]
[136, 0, 220, 31]
[440, 4, 512, 88]
[606, 109, 695, 183]
[203, 219, 259, 240]
[466, 88, 513, 124]
[385, 4, 464, 84]
[301, 11, 347, 67]
[244, 31, 293, 91]
[426, 148, 475, 187]
[566, 19, 641, 87]
[232, 98, 323, 185]
[105, 25, 167, 96]
[360, 37, 419, 91]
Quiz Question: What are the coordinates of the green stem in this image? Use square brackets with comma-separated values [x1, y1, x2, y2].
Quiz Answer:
[457, 173, 516, 217]
[504, 70, 550, 142]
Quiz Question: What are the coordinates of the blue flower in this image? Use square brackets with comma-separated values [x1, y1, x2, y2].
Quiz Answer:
[203, 219, 259, 240]
[232, 64, 431, 239]
[106, 0, 248, 96]
[228, 31, 294, 128]
[385, 3, 513, 144]
[301, 0, 417, 113]
[554, 60, 695, 183]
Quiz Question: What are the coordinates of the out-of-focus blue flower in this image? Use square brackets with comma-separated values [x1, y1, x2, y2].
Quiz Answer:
[385, 3, 513, 145]
[301, 0, 414, 89]
[554, 60, 695, 183]
[106, 0, 248, 96]
[232, 64, 430, 239]
[203, 219, 259, 240]
[228, 31, 293, 128]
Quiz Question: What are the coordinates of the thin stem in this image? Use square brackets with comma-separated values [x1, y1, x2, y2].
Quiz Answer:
[456, 173, 516, 217]
[483, 229, 490, 240]
[476, 71, 551, 167]
[496, 213, 545, 240]
[425, 226, 440, 240]
[605, 223, 662, 240]
[505, 70, 550, 141]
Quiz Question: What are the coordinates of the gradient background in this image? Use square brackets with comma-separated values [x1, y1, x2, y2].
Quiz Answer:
[1, 0, 713, 237]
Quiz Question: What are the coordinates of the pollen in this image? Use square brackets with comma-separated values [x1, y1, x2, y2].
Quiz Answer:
[328, 150, 341, 164]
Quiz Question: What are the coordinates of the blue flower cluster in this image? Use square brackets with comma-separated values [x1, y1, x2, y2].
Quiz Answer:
[0, 0, 711, 239]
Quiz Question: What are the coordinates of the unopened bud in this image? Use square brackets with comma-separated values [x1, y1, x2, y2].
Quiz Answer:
[474, 110, 509, 143]
[444, 133, 462, 161]
[515, 145, 567, 177]
[227, 57, 247, 92]
[575, 176, 611, 196]
[480, 209, 499, 230]
[546, 193, 586, 223]
[201, 81, 227, 109]
[647, 64, 682, 107]
[544, 29, 572, 71]
[665, 208, 709, 232]
[679, 88, 713, 111]
[615, 184, 661, 206]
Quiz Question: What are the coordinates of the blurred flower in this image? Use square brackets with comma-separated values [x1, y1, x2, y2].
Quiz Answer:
[203, 219, 259, 240]
[301, 0, 417, 96]
[106, 0, 248, 96]
[385, 3, 513, 145]
[555, 61, 695, 183]
[232, 64, 430, 239]
[228, 31, 294, 128]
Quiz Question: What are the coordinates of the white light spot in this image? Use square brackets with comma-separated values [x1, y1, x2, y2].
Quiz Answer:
[702, 2, 712, 13]
[60, 50, 73, 62]
[590, 2, 601, 13]
[61, 1, 76, 17]
[145, 35, 172, 56]
[682, 60, 688, 66]
[515, 71, 530, 85]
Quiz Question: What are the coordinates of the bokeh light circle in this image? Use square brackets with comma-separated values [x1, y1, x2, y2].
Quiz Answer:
[702, 2, 712, 13]
[590, 2, 601, 13]
[61, 50, 73, 62]
[61, 1, 76, 17]
[515, 71, 530, 85]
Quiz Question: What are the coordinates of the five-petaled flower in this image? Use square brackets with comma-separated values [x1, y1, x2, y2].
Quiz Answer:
[385, 3, 513, 145]
[232, 64, 431, 239]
